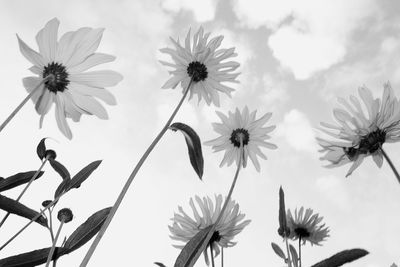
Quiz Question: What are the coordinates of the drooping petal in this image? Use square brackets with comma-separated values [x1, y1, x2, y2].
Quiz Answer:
[69, 90, 109, 119]
[55, 94, 72, 139]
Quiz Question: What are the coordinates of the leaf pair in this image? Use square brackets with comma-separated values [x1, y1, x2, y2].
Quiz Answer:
[0, 207, 112, 266]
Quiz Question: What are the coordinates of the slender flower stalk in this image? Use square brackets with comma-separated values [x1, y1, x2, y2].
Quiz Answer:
[80, 80, 193, 266]
[0, 154, 50, 228]
[210, 246, 215, 267]
[221, 247, 224, 267]
[298, 238, 302, 267]
[0, 77, 49, 133]
[285, 238, 292, 267]
[380, 147, 400, 184]
[45, 220, 64, 267]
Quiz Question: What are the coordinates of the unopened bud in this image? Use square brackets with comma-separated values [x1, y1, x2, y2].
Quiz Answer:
[45, 149, 57, 160]
[57, 208, 73, 223]
[42, 200, 52, 207]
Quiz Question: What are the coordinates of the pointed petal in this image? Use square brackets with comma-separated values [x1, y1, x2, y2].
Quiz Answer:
[36, 18, 59, 62]
[70, 70, 123, 87]
[68, 82, 116, 105]
[55, 94, 72, 139]
[68, 53, 116, 73]
[17, 35, 46, 67]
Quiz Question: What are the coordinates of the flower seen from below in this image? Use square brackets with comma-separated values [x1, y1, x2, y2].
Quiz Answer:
[205, 106, 277, 171]
[169, 195, 250, 265]
[18, 18, 123, 139]
[160, 27, 240, 107]
[317, 83, 400, 177]
[286, 207, 329, 246]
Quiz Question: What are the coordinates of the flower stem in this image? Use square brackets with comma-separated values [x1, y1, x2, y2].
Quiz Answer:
[380, 147, 400, 184]
[298, 238, 302, 267]
[210, 246, 215, 267]
[284, 237, 292, 267]
[0, 156, 49, 228]
[0, 187, 64, 251]
[79, 80, 194, 267]
[48, 208, 55, 242]
[45, 221, 64, 267]
[0, 77, 48, 133]
[221, 247, 224, 267]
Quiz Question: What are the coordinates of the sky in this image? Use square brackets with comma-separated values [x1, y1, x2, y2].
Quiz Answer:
[0, 0, 399, 266]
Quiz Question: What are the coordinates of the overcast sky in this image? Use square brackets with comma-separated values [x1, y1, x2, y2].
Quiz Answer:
[0, 0, 399, 266]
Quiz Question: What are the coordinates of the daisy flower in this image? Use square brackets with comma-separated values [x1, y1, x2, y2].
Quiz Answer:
[160, 27, 240, 107]
[204, 106, 277, 172]
[318, 83, 400, 177]
[18, 18, 123, 139]
[286, 207, 329, 246]
[169, 195, 250, 265]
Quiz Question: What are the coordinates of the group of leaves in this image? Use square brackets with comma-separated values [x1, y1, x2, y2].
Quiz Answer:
[272, 187, 369, 267]
[0, 139, 112, 266]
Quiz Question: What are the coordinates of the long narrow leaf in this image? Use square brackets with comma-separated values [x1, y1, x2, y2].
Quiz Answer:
[66, 160, 102, 191]
[311, 249, 369, 267]
[0, 247, 68, 266]
[0, 171, 44, 192]
[37, 138, 47, 160]
[49, 159, 70, 180]
[0, 194, 47, 227]
[174, 225, 214, 267]
[64, 207, 111, 252]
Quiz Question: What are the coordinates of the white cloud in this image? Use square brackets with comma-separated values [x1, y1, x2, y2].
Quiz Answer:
[262, 74, 290, 109]
[161, 0, 217, 22]
[233, 0, 377, 79]
[276, 109, 318, 153]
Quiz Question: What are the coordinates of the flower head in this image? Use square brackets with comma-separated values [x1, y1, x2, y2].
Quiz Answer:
[18, 18, 123, 139]
[318, 83, 400, 176]
[169, 195, 250, 265]
[286, 207, 329, 246]
[205, 106, 277, 171]
[160, 27, 240, 107]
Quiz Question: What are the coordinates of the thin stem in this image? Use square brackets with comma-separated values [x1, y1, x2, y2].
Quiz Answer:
[48, 208, 55, 242]
[0, 188, 64, 251]
[380, 147, 400, 184]
[0, 77, 48, 133]
[0, 156, 49, 228]
[298, 238, 302, 267]
[284, 237, 292, 267]
[45, 221, 64, 267]
[80, 80, 194, 267]
[221, 247, 224, 267]
[210, 246, 215, 267]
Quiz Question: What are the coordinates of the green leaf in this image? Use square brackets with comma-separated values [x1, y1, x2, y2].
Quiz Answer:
[0, 246, 69, 266]
[289, 244, 298, 267]
[170, 123, 204, 180]
[271, 242, 286, 260]
[66, 160, 102, 191]
[174, 225, 214, 267]
[278, 186, 288, 237]
[154, 263, 167, 267]
[49, 159, 70, 180]
[0, 194, 47, 227]
[54, 178, 70, 200]
[0, 171, 44, 192]
[311, 249, 369, 267]
[64, 207, 111, 252]
[37, 138, 47, 160]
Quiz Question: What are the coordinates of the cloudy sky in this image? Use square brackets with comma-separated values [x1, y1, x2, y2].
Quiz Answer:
[0, 0, 399, 266]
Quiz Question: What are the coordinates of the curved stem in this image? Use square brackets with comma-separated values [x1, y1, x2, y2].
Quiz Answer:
[298, 238, 302, 267]
[210, 246, 215, 267]
[45, 221, 64, 267]
[79, 80, 194, 267]
[0, 77, 48, 133]
[380, 147, 400, 184]
[0, 156, 49, 228]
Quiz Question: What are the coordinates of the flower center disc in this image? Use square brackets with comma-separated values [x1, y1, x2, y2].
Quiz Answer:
[43, 62, 69, 93]
[209, 230, 221, 244]
[359, 129, 386, 154]
[187, 61, 208, 82]
[294, 227, 311, 238]
[230, 128, 250, 147]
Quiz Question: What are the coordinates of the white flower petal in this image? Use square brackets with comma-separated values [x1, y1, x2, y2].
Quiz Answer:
[35, 18, 59, 62]
[22, 77, 45, 104]
[17, 35, 46, 67]
[68, 53, 115, 73]
[70, 90, 109, 119]
[70, 70, 123, 88]
[68, 82, 116, 105]
[55, 94, 72, 139]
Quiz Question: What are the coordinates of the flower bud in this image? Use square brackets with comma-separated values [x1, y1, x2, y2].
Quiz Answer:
[45, 149, 57, 160]
[57, 208, 73, 223]
[42, 200, 53, 207]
